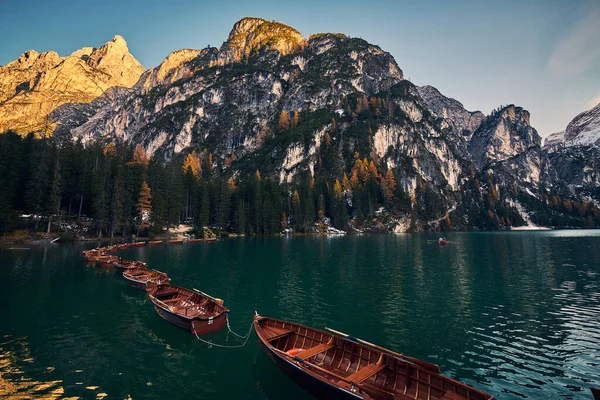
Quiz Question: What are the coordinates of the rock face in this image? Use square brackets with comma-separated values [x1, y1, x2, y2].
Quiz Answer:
[543, 103, 600, 192]
[0, 35, 144, 135]
[417, 85, 484, 139]
[544, 103, 600, 148]
[469, 106, 541, 169]
[3, 17, 598, 229]
[54, 19, 404, 161]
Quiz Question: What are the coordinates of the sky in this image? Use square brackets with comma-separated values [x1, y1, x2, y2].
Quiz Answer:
[1, 0, 599, 137]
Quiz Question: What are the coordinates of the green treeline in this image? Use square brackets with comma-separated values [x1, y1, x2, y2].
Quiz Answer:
[0, 130, 411, 237]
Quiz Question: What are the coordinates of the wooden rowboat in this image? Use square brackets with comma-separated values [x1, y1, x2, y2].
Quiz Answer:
[147, 284, 229, 335]
[123, 268, 170, 290]
[254, 315, 493, 400]
[187, 239, 203, 243]
[168, 239, 184, 244]
[96, 255, 118, 268]
[114, 259, 147, 270]
[204, 237, 217, 242]
[148, 240, 163, 246]
[83, 249, 101, 261]
[131, 241, 146, 247]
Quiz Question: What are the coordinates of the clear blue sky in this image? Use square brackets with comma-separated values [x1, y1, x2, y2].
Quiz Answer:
[1, 0, 599, 137]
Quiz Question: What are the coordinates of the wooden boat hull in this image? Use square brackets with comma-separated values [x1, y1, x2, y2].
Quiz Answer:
[168, 240, 183, 244]
[258, 339, 362, 400]
[123, 270, 170, 290]
[148, 240, 162, 246]
[187, 239, 203, 243]
[96, 259, 117, 268]
[254, 316, 493, 400]
[151, 303, 228, 334]
[147, 284, 229, 335]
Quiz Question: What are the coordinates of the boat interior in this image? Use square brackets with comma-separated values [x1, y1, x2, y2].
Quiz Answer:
[256, 318, 490, 400]
[126, 269, 165, 278]
[150, 286, 225, 319]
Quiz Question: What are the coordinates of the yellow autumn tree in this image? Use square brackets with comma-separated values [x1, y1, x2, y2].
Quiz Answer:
[227, 177, 237, 192]
[342, 173, 351, 191]
[278, 110, 290, 131]
[333, 179, 343, 200]
[103, 142, 116, 157]
[383, 169, 397, 202]
[127, 144, 149, 167]
[255, 169, 261, 181]
[182, 150, 201, 179]
[292, 110, 300, 127]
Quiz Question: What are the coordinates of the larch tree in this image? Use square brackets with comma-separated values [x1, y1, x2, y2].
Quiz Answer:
[127, 144, 149, 167]
[181, 150, 201, 180]
[278, 110, 290, 131]
[333, 179, 343, 201]
[292, 110, 300, 127]
[383, 169, 397, 204]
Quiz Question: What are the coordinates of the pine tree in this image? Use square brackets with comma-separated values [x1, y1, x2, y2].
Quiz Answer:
[136, 181, 152, 235]
[46, 157, 62, 234]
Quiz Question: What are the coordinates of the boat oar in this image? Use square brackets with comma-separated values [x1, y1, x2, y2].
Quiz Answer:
[325, 327, 441, 374]
[192, 288, 224, 305]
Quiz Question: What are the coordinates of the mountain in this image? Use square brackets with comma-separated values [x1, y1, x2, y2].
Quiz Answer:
[543, 103, 600, 195]
[1, 17, 598, 232]
[544, 103, 600, 148]
[416, 85, 484, 140]
[0, 35, 144, 135]
[469, 105, 544, 186]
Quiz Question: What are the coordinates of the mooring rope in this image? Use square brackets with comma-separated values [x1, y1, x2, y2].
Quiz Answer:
[227, 316, 251, 340]
[193, 319, 254, 349]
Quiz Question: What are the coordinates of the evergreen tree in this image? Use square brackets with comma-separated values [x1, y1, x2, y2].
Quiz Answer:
[136, 181, 152, 236]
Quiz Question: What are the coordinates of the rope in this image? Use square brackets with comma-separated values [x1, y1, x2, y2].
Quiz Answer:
[193, 319, 254, 349]
[227, 316, 252, 340]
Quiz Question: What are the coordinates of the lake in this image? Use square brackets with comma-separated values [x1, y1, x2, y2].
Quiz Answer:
[1, 231, 599, 399]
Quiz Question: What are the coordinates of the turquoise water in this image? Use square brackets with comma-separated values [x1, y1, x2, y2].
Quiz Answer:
[1, 231, 599, 399]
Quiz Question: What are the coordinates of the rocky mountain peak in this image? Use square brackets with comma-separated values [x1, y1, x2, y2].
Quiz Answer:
[416, 85, 484, 139]
[0, 35, 145, 135]
[469, 105, 541, 169]
[6, 50, 41, 68]
[71, 47, 95, 60]
[221, 17, 304, 62]
[564, 103, 600, 145]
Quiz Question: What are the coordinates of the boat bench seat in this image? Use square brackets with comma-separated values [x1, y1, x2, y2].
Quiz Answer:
[345, 363, 385, 384]
[263, 327, 296, 342]
[297, 343, 335, 360]
[162, 298, 183, 304]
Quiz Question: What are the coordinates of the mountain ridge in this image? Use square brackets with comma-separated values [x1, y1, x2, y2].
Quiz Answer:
[1, 17, 598, 232]
[0, 35, 144, 135]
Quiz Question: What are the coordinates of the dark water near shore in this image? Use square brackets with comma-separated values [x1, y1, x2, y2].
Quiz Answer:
[1, 231, 599, 399]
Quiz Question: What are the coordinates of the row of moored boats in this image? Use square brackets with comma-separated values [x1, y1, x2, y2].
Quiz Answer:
[82, 241, 495, 400]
